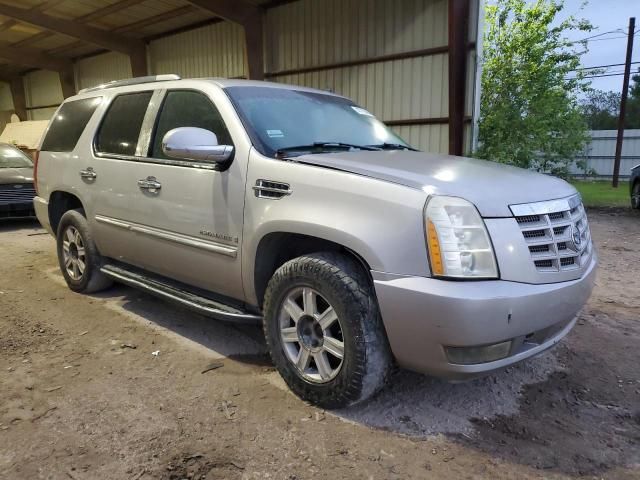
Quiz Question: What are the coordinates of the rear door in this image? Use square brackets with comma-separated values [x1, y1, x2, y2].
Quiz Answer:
[89, 90, 157, 265]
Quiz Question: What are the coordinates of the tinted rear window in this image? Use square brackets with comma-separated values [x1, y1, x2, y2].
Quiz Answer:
[95, 92, 152, 156]
[40, 97, 101, 152]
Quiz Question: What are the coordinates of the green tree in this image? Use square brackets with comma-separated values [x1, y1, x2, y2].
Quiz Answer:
[580, 89, 620, 130]
[626, 68, 640, 129]
[475, 0, 593, 177]
[580, 69, 640, 130]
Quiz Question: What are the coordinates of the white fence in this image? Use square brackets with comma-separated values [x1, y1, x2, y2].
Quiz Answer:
[570, 129, 640, 178]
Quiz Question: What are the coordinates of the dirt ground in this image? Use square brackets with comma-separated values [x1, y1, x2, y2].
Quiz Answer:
[1, 209, 639, 480]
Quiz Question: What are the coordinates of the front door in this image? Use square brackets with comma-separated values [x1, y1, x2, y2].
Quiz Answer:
[94, 87, 246, 301]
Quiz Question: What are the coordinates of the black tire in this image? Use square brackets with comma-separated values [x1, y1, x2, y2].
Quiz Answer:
[632, 182, 640, 210]
[56, 209, 112, 293]
[263, 252, 392, 409]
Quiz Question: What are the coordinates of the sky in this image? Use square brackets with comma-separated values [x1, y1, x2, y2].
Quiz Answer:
[559, 0, 639, 93]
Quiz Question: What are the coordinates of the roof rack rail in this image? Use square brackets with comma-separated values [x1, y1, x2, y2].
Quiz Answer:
[78, 74, 181, 94]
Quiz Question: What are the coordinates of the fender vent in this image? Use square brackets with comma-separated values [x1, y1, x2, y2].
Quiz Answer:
[253, 179, 291, 200]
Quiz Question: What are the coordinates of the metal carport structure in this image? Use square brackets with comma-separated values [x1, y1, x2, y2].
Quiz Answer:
[0, 0, 481, 155]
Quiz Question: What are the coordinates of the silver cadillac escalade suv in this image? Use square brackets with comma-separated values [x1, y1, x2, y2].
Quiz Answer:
[33, 75, 596, 408]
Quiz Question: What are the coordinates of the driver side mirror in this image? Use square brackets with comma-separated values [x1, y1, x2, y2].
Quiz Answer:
[162, 127, 234, 164]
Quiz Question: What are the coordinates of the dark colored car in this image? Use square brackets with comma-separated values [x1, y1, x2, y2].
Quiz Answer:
[631, 164, 640, 210]
[0, 143, 36, 219]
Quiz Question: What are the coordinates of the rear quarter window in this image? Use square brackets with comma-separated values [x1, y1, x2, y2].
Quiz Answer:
[40, 97, 102, 152]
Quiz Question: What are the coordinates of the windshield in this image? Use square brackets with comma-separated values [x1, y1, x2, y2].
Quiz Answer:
[225, 86, 411, 157]
[0, 144, 33, 168]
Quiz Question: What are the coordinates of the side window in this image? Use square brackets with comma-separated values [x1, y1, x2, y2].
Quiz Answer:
[41, 97, 101, 152]
[150, 90, 233, 160]
[95, 91, 152, 156]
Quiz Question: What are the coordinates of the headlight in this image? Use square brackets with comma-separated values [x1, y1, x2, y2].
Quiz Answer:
[425, 196, 498, 279]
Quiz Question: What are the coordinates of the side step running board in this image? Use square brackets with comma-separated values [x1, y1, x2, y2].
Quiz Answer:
[100, 264, 262, 324]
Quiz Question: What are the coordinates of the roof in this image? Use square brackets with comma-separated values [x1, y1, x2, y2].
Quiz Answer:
[0, 0, 285, 78]
[70, 75, 344, 100]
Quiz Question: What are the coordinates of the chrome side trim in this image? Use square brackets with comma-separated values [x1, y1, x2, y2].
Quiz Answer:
[94, 215, 238, 258]
[93, 152, 140, 162]
[509, 194, 582, 217]
[93, 151, 219, 170]
[95, 215, 130, 229]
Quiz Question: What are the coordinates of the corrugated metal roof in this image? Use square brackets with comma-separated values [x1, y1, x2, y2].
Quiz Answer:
[0, 0, 278, 74]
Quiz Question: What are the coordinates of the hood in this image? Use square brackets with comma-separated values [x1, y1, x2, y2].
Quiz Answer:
[0, 167, 34, 185]
[294, 151, 577, 217]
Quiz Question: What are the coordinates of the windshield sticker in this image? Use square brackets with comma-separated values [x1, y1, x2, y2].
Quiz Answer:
[266, 129, 284, 138]
[351, 106, 374, 117]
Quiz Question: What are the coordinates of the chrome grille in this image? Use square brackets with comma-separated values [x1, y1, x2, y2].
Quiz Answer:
[515, 199, 592, 273]
[0, 183, 36, 205]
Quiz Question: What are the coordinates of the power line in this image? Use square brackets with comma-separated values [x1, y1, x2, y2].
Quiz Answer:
[585, 34, 636, 42]
[568, 30, 640, 46]
[578, 72, 628, 79]
[577, 29, 626, 41]
[574, 61, 640, 71]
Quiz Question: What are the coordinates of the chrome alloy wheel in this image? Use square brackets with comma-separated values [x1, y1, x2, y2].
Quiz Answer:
[61, 225, 86, 281]
[279, 287, 345, 383]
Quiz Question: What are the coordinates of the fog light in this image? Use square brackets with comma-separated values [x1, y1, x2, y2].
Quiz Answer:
[445, 340, 512, 365]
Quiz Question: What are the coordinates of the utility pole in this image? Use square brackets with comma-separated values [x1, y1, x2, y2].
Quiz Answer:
[612, 16, 635, 188]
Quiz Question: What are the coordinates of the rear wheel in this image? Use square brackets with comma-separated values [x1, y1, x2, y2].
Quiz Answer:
[56, 209, 112, 293]
[632, 182, 640, 209]
[263, 252, 391, 408]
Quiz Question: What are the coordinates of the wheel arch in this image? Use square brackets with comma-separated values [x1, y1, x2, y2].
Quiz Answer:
[251, 231, 375, 309]
[48, 190, 85, 234]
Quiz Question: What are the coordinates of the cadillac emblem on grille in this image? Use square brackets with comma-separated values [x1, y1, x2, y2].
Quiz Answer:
[570, 224, 583, 251]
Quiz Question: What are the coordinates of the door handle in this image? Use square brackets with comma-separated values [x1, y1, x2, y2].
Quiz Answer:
[138, 176, 162, 192]
[79, 167, 97, 180]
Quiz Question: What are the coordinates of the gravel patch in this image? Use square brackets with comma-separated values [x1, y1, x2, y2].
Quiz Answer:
[336, 351, 561, 436]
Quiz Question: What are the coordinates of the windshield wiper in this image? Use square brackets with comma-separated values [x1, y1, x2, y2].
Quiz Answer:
[365, 143, 418, 151]
[276, 142, 380, 157]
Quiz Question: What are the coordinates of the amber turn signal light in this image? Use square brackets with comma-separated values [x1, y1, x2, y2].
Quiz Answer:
[427, 219, 444, 275]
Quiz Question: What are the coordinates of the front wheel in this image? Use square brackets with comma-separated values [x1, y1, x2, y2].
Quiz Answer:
[263, 253, 392, 409]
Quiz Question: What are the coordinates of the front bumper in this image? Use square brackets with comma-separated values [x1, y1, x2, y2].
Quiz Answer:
[33, 196, 53, 234]
[373, 254, 597, 379]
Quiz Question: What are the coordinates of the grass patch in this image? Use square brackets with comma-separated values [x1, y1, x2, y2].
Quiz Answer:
[570, 180, 630, 207]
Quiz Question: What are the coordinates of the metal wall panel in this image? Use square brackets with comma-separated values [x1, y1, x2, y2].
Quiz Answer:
[265, 0, 448, 73]
[266, 0, 451, 153]
[273, 55, 448, 122]
[571, 130, 640, 178]
[148, 21, 246, 79]
[0, 82, 14, 111]
[74, 52, 133, 91]
[23, 70, 63, 121]
[28, 107, 59, 121]
[394, 124, 449, 153]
